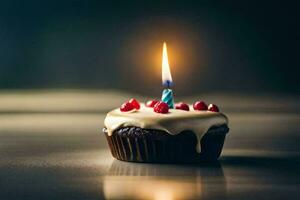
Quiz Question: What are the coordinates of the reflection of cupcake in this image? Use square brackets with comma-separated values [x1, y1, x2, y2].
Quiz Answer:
[103, 160, 226, 200]
[103, 99, 229, 163]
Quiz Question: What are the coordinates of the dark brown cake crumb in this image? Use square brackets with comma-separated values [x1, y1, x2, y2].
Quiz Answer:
[103, 125, 229, 163]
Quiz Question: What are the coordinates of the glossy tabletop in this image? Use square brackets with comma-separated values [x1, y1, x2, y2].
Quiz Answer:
[0, 91, 299, 200]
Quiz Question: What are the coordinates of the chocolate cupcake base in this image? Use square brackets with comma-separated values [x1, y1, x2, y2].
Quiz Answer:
[103, 125, 229, 163]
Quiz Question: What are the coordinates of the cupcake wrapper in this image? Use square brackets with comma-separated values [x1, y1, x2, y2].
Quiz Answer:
[104, 125, 229, 163]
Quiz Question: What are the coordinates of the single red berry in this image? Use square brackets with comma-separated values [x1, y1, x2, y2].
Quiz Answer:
[153, 101, 169, 114]
[208, 104, 219, 112]
[146, 100, 159, 107]
[129, 98, 140, 110]
[175, 102, 190, 111]
[120, 101, 135, 112]
[193, 101, 208, 111]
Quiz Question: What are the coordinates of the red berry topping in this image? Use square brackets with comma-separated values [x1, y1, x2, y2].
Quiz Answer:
[153, 101, 169, 114]
[175, 102, 190, 111]
[120, 101, 135, 112]
[208, 104, 219, 112]
[193, 101, 208, 111]
[129, 98, 140, 110]
[146, 100, 159, 107]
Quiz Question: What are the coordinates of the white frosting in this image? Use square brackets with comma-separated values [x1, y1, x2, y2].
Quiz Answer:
[104, 104, 228, 153]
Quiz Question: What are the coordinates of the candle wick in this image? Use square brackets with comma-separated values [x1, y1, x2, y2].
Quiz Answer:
[163, 80, 173, 89]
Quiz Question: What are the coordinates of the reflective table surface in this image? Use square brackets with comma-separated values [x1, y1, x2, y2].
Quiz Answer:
[0, 91, 299, 200]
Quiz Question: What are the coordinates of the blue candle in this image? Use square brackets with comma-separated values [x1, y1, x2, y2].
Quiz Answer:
[161, 42, 174, 108]
[162, 88, 174, 108]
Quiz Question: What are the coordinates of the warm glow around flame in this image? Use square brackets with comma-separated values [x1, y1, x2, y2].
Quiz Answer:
[162, 42, 173, 85]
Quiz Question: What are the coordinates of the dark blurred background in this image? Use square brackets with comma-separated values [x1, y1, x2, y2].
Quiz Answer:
[0, 0, 299, 96]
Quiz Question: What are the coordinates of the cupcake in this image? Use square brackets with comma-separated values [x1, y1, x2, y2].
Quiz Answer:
[103, 98, 229, 163]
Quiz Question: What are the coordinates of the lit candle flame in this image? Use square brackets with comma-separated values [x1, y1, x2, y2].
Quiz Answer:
[162, 42, 173, 87]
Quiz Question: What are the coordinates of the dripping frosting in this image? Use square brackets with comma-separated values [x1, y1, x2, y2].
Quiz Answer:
[104, 104, 228, 153]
